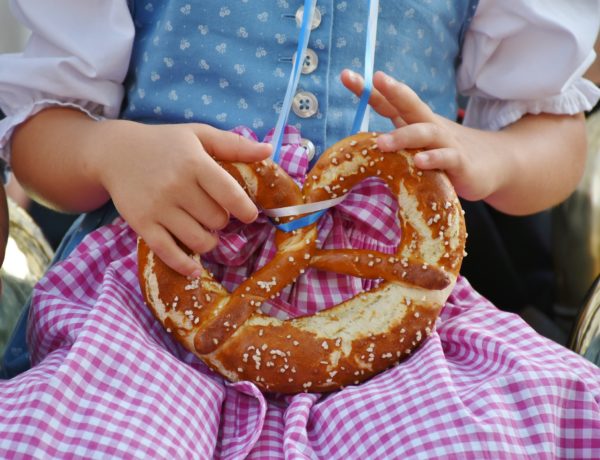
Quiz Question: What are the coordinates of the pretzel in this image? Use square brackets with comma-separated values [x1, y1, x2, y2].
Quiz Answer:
[138, 132, 466, 393]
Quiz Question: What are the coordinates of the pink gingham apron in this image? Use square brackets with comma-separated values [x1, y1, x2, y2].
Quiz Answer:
[1, 127, 600, 459]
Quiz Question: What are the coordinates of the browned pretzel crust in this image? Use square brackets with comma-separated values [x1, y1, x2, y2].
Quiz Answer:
[138, 132, 467, 393]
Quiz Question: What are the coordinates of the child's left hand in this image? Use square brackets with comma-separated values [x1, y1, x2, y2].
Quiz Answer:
[341, 69, 502, 203]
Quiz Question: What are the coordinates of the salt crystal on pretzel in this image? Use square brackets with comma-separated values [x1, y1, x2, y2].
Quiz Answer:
[137, 132, 467, 394]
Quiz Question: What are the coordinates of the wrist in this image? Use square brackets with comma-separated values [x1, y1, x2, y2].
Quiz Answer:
[479, 129, 526, 214]
[457, 123, 512, 202]
[83, 117, 143, 200]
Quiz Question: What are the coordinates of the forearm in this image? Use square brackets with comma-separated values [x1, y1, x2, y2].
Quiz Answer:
[477, 113, 587, 215]
[10, 107, 111, 213]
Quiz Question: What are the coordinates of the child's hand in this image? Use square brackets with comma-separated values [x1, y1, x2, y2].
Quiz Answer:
[341, 70, 503, 203]
[94, 121, 272, 277]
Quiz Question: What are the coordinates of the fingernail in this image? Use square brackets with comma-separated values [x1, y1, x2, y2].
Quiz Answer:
[415, 152, 430, 166]
[347, 69, 357, 78]
[247, 209, 259, 222]
[377, 134, 393, 150]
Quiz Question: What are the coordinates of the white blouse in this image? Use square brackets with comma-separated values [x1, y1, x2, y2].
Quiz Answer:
[0, 0, 598, 167]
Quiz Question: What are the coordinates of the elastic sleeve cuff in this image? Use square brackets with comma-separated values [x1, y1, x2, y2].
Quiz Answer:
[0, 99, 105, 172]
[462, 77, 600, 131]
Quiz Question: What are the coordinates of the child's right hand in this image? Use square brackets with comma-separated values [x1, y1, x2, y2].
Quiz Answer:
[94, 121, 272, 277]
[11, 107, 271, 278]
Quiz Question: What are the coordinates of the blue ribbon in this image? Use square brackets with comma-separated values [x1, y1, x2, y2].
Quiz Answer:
[351, 0, 378, 135]
[274, 209, 327, 233]
[271, 0, 316, 165]
[270, 0, 379, 233]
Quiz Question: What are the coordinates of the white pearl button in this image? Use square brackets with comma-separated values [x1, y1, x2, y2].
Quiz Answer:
[293, 48, 319, 74]
[300, 138, 316, 161]
[295, 5, 322, 30]
[292, 91, 319, 118]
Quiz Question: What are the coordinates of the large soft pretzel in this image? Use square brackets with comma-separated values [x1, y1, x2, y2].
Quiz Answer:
[138, 132, 466, 393]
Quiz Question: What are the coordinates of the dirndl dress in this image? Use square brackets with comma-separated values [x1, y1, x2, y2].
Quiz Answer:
[1, 127, 599, 459]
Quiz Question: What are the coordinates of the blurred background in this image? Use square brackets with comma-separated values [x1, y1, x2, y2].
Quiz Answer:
[0, 2, 79, 249]
[0, 1, 28, 54]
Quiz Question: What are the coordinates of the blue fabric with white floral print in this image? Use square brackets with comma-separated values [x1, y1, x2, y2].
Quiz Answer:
[122, 0, 478, 157]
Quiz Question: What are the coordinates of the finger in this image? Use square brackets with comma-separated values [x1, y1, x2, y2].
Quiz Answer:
[340, 69, 406, 125]
[142, 224, 206, 277]
[413, 148, 464, 172]
[163, 207, 220, 256]
[194, 125, 272, 162]
[180, 187, 230, 231]
[372, 71, 436, 125]
[377, 122, 450, 152]
[188, 126, 268, 223]
[195, 156, 259, 224]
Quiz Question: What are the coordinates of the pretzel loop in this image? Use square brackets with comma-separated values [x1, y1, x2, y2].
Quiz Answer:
[138, 132, 466, 393]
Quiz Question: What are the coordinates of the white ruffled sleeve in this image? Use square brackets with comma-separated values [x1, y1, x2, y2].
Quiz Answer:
[457, 0, 600, 131]
[0, 0, 134, 169]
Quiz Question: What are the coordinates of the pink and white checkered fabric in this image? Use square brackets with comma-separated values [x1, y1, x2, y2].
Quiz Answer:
[206, 126, 401, 318]
[1, 127, 600, 459]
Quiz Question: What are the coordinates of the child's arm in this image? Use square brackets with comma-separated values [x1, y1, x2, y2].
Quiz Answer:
[10, 107, 272, 277]
[342, 70, 587, 215]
